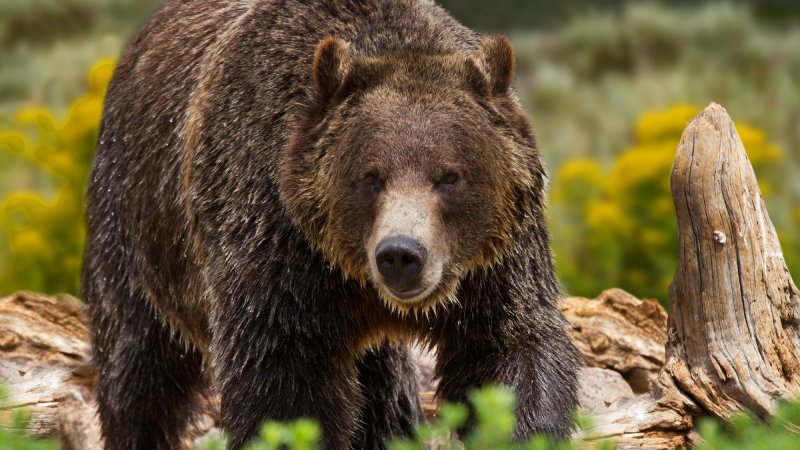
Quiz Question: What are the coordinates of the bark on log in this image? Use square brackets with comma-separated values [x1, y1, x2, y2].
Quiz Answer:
[2, 103, 799, 450]
[0, 291, 219, 449]
[562, 289, 667, 393]
[0, 292, 99, 447]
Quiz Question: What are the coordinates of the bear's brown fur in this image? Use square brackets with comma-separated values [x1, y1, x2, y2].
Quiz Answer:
[83, 1, 581, 449]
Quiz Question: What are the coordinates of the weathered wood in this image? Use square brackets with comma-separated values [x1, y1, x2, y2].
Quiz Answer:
[0, 292, 93, 438]
[562, 289, 667, 393]
[577, 367, 635, 413]
[579, 367, 698, 449]
[0, 291, 220, 449]
[665, 102, 800, 418]
[565, 292, 697, 449]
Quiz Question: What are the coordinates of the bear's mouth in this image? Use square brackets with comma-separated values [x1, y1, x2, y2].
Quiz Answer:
[385, 285, 426, 300]
[374, 275, 461, 315]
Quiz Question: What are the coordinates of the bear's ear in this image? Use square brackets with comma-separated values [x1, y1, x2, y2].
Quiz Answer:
[312, 37, 351, 100]
[475, 35, 515, 96]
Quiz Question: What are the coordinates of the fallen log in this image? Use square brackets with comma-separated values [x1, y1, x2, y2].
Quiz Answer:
[1, 289, 648, 448]
[1, 103, 798, 449]
[562, 289, 667, 394]
[0, 292, 218, 449]
[0, 292, 99, 448]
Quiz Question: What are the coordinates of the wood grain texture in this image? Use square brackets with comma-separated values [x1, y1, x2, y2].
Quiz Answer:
[562, 289, 667, 393]
[0, 291, 98, 448]
[665, 102, 800, 418]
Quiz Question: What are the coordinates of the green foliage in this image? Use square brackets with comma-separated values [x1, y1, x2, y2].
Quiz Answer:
[196, 386, 800, 450]
[196, 386, 612, 450]
[390, 385, 616, 450]
[248, 420, 321, 450]
[437, 0, 800, 32]
[197, 418, 322, 450]
[0, 0, 160, 110]
[0, 0, 161, 51]
[696, 398, 800, 450]
[0, 386, 61, 450]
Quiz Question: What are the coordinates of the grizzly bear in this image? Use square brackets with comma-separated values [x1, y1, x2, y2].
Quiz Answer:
[82, 0, 581, 449]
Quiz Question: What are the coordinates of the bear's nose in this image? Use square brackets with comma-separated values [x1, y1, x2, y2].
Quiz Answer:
[375, 236, 427, 298]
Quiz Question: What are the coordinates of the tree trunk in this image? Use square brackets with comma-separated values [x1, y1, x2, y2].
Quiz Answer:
[580, 102, 800, 448]
[665, 102, 800, 418]
[1, 103, 799, 449]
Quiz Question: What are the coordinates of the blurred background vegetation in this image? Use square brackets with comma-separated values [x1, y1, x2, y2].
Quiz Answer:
[1, 0, 799, 307]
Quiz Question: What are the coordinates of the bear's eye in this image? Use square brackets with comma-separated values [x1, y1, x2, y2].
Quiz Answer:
[363, 172, 383, 190]
[438, 171, 460, 187]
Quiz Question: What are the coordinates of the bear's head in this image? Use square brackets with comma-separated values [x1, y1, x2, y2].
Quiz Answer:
[280, 36, 545, 313]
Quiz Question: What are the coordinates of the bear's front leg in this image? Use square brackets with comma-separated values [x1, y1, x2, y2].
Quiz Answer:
[352, 340, 423, 449]
[213, 326, 361, 449]
[432, 268, 581, 440]
[435, 315, 580, 439]
[210, 287, 364, 450]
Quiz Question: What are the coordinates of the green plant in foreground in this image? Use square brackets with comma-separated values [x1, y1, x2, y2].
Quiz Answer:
[3, 381, 799, 449]
[198, 385, 800, 450]
[198, 385, 614, 450]
[197, 419, 321, 450]
[695, 399, 800, 450]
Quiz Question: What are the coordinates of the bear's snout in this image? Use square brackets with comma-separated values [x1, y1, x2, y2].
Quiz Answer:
[366, 187, 447, 307]
[375, 236, 428, 298]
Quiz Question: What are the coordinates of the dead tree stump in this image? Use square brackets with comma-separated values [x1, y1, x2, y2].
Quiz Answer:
[665, 102, 800, 418]
[580, 102, 800, 448]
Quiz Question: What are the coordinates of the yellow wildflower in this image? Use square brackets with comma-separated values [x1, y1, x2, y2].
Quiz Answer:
[3, 191, 49, 224]
[0, 130, 28, 153]
[13, 230, 52, 260]
[14, 106, 57, 133]
[586, 201, 632, 235]
[61, 96, 103, 144]
[635, 104, 699, 143]
[606, 143, 674, 194]
[557, 158, 605, 186]
[89, 59, 116, 97]
[552, 158, 605, 202]
[641, 227, 666, 247]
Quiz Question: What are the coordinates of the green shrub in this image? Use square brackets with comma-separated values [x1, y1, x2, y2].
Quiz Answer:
[198, 386, 613, 450]
[549, 104, 784, 302]
[511, 3, 800, 304]
[696, 398, 800, 450]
